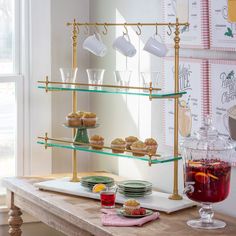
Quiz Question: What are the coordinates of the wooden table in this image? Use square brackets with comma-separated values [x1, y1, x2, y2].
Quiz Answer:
[3, 173, 236, 236]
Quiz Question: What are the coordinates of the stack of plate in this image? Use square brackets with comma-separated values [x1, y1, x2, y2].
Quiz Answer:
[81, 176, 114, 190]
[117, 180, 152, 197]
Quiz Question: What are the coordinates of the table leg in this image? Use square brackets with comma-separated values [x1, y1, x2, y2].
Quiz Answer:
[8, 193, 23, 236]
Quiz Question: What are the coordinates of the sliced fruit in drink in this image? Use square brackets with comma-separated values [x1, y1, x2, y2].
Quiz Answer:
[92, 183, 106, 193]
[195, 172, 210, 184]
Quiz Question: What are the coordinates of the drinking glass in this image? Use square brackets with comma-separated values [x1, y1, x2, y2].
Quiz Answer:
[60, 67, 78, 88]
[140, 72, 160, 92]
[100, 187, 117, 209]
[86, 69, 105, 90]
[114, 70, 132, 91]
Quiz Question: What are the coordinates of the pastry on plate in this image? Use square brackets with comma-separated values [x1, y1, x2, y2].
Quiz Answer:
[111, 138, 126, 153]
[66, 112, 82, 127]
[125, 136, 139, 150]
[82, 112, 97, 127]
[145, 138, 158, 155]
[131, 141, 147, 157]
[123, 199, 140, 215]
[90, 135, 104, 150]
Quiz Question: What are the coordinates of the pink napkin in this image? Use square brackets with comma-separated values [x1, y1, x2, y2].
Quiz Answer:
[101, 208, 160, 227]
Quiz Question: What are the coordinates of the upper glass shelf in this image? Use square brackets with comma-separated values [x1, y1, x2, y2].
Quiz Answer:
[38, 84, 186, 99]
[37, 139, 181, 165]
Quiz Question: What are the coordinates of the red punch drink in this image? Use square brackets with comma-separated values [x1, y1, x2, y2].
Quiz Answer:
[100, 191, 116, 208]
[185, 159, 231, 203]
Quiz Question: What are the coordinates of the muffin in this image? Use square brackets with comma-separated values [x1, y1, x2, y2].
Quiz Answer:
[123, 199, 140, 215]
[131, 141, 147, 157]
[145, 138, 158, 155]
[111, 138, 126, 153]
[66, 112, 82, 127]
[90, 135, 104, 150]
[82, 112, 97, 127]
[125, 136, 139, 150]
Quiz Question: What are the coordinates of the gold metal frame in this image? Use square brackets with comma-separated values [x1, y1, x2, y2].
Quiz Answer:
[39, 18, 188, 199]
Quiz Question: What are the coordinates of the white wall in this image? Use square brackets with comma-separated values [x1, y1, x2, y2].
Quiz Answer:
[51, 0, 91, 174]
[29, 0, 52, 175]
[88, 0, 236, 217]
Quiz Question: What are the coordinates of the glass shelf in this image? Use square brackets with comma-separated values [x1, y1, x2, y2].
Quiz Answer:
[38, 84, 186, 98]
[37, 140, 181, 165]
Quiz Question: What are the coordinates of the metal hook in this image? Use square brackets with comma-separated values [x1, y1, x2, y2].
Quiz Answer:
[84, 23, 89, 35]
[136, 23, 142, 36]
[167, 23, 172, 36]
[155, 23, 158, 35]
[76, 25, 80, 35]
[95, 23, 99, 33]
[123, 23, 128, 35]
[102, 23, 108, 35]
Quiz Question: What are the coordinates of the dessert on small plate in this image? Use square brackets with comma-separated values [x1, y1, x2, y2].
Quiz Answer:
[145, 138, 158, 155]
[131, 141, 147, 156]
[125, 136, 139, 150]
[111, 138, 126, 153]
[90, 135, 104, 150]
[82, 112, 97, 127]
[118, 199, 153, 218]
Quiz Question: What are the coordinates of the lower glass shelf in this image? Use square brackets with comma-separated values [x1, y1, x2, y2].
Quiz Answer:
[37, 139, 181, 165]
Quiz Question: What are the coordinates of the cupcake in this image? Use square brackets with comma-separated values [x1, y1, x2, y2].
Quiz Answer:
[131, 141, 147, 157]
[90, 135, 104, 150]
[123, 199, 140, 215]
[125, 136, 139, 150]
[145, 138, 158, 155]
[111, 138, 126, 153]
[66, 112, 82, 127]
[82, 112, 97, 127]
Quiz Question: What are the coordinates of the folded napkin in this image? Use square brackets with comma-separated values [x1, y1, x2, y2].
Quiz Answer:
[101, 208, 160, 227]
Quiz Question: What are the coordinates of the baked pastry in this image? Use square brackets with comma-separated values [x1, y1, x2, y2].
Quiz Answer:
[76, 111, 84, 118]
[66, 112, 82, 127]
[111, 138, 126, 153]
[145, 138, 158, 155]
[82, 112, 97, 127]
[90, 135, 104, 150]
[123, 199, 140, 214]
[125, 136, 139, 150]
[131, 141, 147, 157]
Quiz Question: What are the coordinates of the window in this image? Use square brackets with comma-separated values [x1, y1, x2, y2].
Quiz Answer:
[0, 0, 21, 197]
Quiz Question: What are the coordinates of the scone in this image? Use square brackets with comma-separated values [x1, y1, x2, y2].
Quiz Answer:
[145, 138, 158, 155]
[125, 136, 139, 150]
[123, 199, 140, 215]
[131, 141, 147, 157]
[82, 112, 97, 127]
[111, 138, 126, 153]
[90, 135, 104, 150]
[66, 112, 82, 127]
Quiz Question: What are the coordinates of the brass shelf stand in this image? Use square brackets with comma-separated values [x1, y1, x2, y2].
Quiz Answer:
[38, 18, 189, 200]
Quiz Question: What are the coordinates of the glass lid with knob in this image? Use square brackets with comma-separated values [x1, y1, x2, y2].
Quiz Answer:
[181, 116, 236, 230]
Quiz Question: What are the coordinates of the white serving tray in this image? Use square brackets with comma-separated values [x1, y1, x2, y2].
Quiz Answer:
[34, 178, 195, 214]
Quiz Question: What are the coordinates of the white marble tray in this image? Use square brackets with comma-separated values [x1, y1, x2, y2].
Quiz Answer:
[34, 178, 195, 214]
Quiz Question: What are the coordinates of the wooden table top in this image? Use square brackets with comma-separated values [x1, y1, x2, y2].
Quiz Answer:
[3, 172, 236, 236]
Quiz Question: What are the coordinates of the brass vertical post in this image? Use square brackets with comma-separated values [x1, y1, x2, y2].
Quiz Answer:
[169, 18, 182, 200]
[71, 19, 79, 182]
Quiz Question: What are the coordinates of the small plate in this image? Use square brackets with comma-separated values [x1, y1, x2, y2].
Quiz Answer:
[117, 208, 153, 218]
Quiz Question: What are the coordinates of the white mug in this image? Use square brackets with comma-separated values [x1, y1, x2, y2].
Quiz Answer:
[113, 34, 136, 57]
[143, 34, 168, 57]
[83, 33, 107, 57]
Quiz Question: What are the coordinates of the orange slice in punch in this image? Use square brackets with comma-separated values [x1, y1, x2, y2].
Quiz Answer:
[195, 172, 210, 184]
[208, 173, 219, 180]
